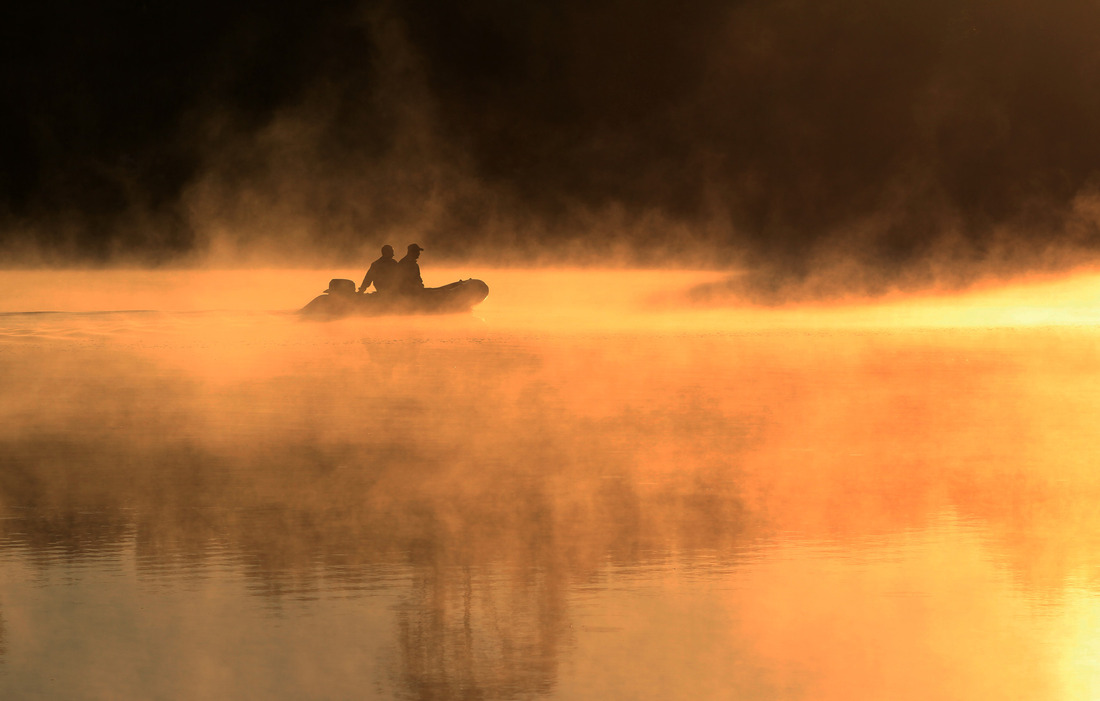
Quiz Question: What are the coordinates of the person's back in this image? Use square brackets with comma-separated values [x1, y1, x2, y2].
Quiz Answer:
[396, 243, 425, 295]
[368, 257, 399, 293]
[360, 245, 399, 293]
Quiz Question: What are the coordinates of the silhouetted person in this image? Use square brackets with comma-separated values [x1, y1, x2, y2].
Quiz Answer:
[396, 243, 425, 295]
[359, 245, 399, 294]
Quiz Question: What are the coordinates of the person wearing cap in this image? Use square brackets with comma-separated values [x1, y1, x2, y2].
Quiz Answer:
[359, 244, 399, 294]
[396, 243, 425, 295]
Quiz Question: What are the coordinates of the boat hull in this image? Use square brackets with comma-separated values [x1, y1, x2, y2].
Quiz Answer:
[299, 279, 489, 319]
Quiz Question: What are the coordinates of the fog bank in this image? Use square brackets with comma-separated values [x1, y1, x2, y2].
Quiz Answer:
[4, 0, 1100, 296]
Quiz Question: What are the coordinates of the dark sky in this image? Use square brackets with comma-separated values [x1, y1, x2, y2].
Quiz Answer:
[4, 0, 1100, 281]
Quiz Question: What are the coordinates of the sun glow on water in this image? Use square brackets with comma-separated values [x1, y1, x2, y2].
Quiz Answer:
[3, 266, 1100, 700]
[3, 267, 1100, 333]
[1060, 587, 1100, 700]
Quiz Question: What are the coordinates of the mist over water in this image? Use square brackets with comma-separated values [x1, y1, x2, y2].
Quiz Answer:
[3, 269, 1100, 699]
[6, 0, 1100, 296]
[7, 0, 1100, 693]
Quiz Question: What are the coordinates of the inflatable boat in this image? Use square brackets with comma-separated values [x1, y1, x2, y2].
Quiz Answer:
[299, 278, 489, 319]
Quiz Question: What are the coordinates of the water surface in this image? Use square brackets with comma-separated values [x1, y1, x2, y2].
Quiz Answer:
[2, 269, 1100, 700]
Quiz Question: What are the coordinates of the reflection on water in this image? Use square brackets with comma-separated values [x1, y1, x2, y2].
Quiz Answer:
[2, 270, 1100, 699]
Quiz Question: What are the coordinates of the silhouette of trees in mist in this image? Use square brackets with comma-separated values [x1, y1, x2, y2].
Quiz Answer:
[3, 0, 1100, 275]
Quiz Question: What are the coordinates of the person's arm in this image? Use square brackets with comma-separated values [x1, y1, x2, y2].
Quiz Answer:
[359, 267, 373, 293]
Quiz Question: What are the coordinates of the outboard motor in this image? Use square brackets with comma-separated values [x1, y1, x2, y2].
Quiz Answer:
[324, 279, 356, 296]
[300, 279, 359, 318]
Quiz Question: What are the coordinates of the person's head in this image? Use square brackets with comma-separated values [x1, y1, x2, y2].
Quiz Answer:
[406, 243, 424, 259]
[381, 244, 394, 258]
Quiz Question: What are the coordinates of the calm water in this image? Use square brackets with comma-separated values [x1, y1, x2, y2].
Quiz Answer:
[2, 269, 1100, 700]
